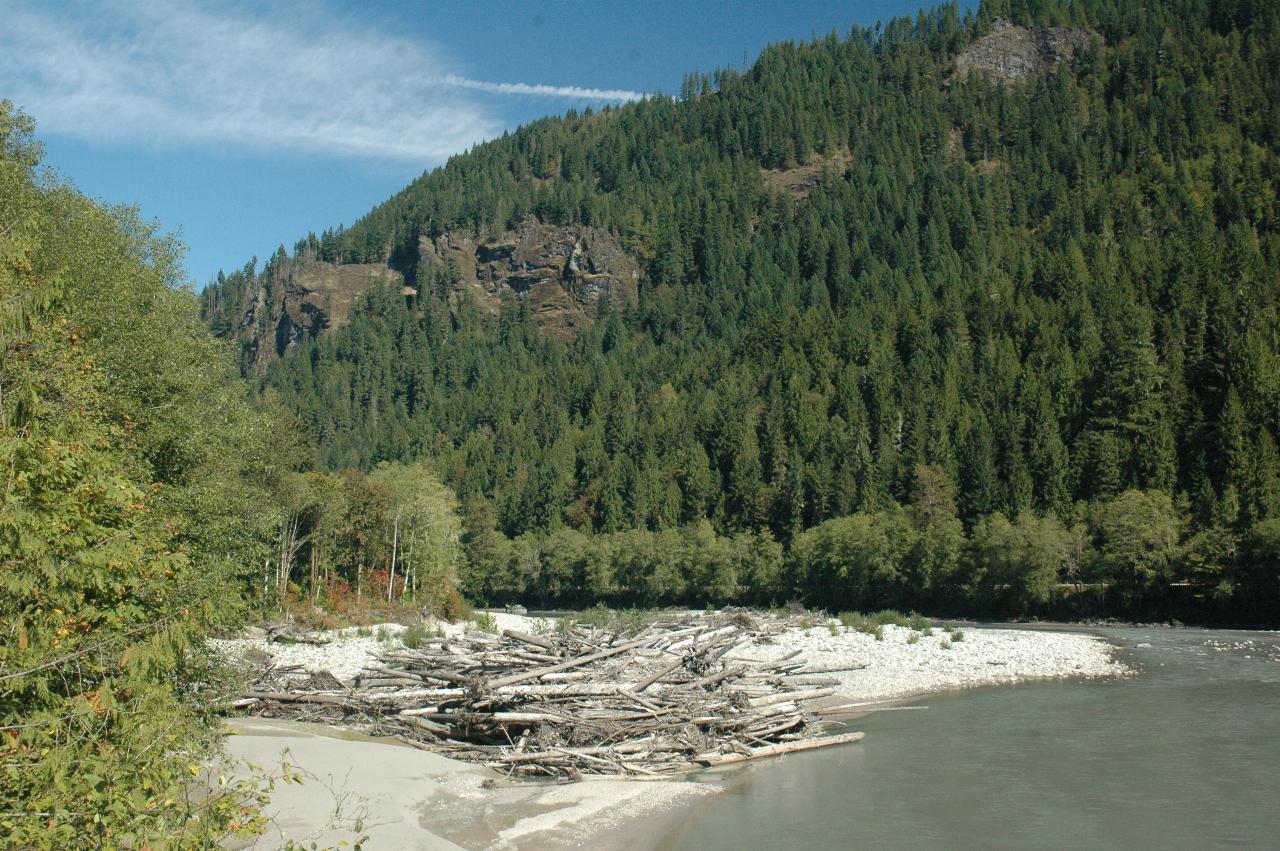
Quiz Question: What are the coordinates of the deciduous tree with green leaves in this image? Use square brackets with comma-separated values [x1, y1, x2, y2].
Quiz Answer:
[1, 101, 275, 847]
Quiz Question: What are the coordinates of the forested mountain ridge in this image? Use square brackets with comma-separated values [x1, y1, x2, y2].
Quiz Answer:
[202, 16, 1099, 360]
[204, 0, 1280, 619]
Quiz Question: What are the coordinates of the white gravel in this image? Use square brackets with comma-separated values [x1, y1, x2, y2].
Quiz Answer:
[732, 621, 1129, 702]
[210, 612, 542, 685]
[211, 612, 1128, 700]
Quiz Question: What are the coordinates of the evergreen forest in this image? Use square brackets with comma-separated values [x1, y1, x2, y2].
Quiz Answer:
[202, 0, 1280, 622]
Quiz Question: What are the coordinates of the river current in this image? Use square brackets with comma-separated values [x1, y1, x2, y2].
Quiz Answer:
[658, 625, 1280, 850]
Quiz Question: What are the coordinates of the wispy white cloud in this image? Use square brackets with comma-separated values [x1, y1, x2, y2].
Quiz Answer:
[0, 0, 644, 163]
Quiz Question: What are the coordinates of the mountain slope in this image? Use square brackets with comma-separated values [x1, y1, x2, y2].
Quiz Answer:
[203, 0, 1280, 613]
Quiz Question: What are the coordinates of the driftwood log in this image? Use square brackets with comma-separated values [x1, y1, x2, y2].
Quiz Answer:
[229, 610, 866, 779]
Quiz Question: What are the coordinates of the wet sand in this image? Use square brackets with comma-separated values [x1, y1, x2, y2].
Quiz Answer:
[220, 717, 719, 850]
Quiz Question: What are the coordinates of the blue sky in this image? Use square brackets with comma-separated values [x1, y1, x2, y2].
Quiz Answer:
[2, 0, 961, 289]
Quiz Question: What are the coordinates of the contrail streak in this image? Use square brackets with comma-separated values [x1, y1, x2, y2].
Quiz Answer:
[442, 74, 646, 102]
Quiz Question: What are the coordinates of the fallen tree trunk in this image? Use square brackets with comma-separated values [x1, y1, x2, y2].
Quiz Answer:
[501, 629, 558, 652]
[747, 687, 835, 708]
[489, 631, 695, 688]
[695, 731, 866, 766]
[242, 690, 351, 706]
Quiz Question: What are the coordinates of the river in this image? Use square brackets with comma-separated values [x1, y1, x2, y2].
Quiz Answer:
[657, 625, 1280, 850]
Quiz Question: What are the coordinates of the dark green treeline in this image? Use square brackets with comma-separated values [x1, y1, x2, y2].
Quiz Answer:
[204, 0, 1280, 621]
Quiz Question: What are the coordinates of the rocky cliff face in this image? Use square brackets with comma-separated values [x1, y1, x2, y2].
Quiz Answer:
[208, 218, 641, 375]
[955, 20, 1097, 81]
[418, 217, 640, 340]
[236, 262, 405, 374]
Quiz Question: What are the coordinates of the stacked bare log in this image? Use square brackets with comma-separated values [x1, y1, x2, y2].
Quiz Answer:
[231, 611, 866, 779]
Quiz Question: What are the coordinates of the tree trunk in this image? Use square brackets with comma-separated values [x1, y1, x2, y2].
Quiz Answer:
[277, 513, 305, 599]
[406, 532, 417, 600]
[388, 514, 400, 603]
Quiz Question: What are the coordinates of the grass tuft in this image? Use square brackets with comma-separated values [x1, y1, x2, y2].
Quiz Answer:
[870, 610, 912, 627]
[575, 604, 659, 636]
[839, 610, 904, 639]
[401, 622, 442, 649]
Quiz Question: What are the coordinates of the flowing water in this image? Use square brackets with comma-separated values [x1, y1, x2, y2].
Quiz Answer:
[658, 626, 1280, 850]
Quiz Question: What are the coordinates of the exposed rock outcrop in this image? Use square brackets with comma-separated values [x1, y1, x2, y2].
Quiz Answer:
[207, 218, 641, 373]
[955, 20, 1097, 81]
[761, 148, 853, 199]
[240, 262, 404, 373]
[419, 217, 640, 340]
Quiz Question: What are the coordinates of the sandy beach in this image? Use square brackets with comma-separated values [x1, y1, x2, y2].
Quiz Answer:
[213, 614, 1128, 849]
[220, 716, 716, 850]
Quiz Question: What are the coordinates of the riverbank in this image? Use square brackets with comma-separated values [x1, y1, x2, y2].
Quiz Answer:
[213, 613, 1129, 848]
[212, 611, 1128, 706]
[220, 717, 717, 850]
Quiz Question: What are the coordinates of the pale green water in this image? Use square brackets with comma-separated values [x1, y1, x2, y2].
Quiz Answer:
[659, 626, 1280, 850]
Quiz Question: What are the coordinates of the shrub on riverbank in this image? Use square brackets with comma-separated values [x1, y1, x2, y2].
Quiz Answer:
[1, 103, 281, 846]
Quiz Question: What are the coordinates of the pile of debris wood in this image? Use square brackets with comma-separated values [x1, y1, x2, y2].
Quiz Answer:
[230, 611, 868, 779]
